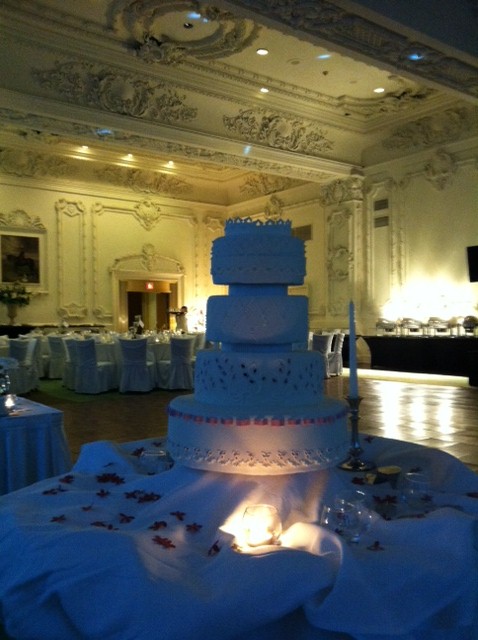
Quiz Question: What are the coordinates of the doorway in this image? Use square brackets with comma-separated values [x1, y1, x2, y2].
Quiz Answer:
[124, 280, 178, 332]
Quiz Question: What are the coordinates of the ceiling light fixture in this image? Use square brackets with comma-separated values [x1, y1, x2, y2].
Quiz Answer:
[317, 53, 331, 60]
[408, 52, 424, 61]
[260, 87, 269, 93]
[373, 87, 385, 94]
[256, 48, 269, 56]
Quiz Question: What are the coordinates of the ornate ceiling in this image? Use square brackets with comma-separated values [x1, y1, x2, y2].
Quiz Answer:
[0, 0, 477, 206]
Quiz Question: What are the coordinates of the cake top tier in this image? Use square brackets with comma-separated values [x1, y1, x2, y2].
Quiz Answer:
[225, 217, 291, 235]
[212, 217, 305, 286]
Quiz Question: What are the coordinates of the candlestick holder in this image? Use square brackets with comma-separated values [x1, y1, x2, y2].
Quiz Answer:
[338, 396, 375, 472]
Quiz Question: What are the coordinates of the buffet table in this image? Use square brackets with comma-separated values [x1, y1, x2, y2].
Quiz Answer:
[0, 434, 477, 639]
[0, 398, 71, 495]
[361, 336, 478, 379]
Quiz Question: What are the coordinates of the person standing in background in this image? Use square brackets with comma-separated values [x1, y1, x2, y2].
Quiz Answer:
[176, 306, 188, 333]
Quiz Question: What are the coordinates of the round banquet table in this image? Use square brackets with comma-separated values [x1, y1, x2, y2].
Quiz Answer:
[0, 397, 71, 495]
[0, 434, 477, 640]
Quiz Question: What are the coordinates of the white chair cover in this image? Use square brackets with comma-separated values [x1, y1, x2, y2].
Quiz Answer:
[47, 335, 67, 379]
[8, 339, 39, 394]
[328, 332, 345, 376]
[74, 339, 117, 394]
[62, 339, 78, 390]
[118, 338, 155, 393]
[311, 333, 334, 378]
[167, 336, 195, 390]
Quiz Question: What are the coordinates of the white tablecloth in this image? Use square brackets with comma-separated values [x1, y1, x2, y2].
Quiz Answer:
[0, 435, 477, 639]
[0, 398, 71, 495]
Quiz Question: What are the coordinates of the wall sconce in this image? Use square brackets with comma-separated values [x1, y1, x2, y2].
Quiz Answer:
[241, 505, 282, 548]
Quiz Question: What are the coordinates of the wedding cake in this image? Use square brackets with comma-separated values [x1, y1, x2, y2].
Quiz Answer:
[167, 218, 349, 475]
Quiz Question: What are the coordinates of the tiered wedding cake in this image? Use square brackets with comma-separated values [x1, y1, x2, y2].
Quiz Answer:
[167, 218, 349, 475]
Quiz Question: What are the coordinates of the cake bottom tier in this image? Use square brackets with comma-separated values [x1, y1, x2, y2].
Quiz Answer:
[167, 395, 349, 475]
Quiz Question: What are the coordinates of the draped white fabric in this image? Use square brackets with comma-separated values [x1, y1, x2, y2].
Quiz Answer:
[0, 435, 477, 639]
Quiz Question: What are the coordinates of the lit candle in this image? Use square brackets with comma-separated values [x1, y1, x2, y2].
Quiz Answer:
[242, 505, 282, 547]
[348, 301, 359, 399]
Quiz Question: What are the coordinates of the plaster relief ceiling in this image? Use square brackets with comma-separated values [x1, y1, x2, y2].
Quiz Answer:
[0, 0, 477, 206]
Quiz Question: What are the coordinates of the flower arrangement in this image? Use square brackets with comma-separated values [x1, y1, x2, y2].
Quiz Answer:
[0, 281, 31, 307]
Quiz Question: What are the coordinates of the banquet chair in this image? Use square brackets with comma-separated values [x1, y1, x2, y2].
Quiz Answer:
[62, 338, 79, 390]
[8, 338, 39, 394]
[157, 336, 195, 390]
[47, 335, 67, 379]
[73, 339, 117, 394]
[327, 332, 345, 376]
[311, 333, 334, 378]
[118, 338, 155, 393]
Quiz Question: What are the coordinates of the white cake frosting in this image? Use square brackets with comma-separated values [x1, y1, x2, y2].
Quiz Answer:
[167, 217, 349, 475]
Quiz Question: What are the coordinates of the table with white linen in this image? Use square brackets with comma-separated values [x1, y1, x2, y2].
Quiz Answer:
[0, 398, 71, 495]
[0, 434, 477, 640]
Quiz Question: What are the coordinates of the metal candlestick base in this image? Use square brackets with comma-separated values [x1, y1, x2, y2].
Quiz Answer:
[338, 395, 375, 472]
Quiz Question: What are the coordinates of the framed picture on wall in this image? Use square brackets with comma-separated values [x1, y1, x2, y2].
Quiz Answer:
[0, 233, 41, 284]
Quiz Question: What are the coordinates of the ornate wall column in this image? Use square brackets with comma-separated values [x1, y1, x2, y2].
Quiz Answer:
[319, 175, 365, 326]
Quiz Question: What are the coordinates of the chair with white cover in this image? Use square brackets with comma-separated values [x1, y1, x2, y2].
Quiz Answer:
[328, 332, 345, 376]
[312, 333, 334, 378]
[158, 336, 195, 390]
[47, 335, 67, 379]
[73, 339, 117, 394]
[8, 339, 39, 394]
[118, 338, 155, 393]
[62, 338, 78, 390]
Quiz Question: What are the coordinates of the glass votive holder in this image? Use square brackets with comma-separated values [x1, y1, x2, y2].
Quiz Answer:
[242, 504, 282, 547]
[401, 472, 433, 511]
[139, 449, 174, 475]
[4, 394, 16, 411]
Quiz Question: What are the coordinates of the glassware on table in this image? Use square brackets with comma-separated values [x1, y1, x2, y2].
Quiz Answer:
[140, 449, 174, 474]
[320, 491, 373, 543]
[401, 472, 434, 511]
[242, 504, 282, 547]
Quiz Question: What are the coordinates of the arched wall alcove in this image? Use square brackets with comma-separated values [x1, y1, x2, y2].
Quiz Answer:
[109, 244, 185, 332]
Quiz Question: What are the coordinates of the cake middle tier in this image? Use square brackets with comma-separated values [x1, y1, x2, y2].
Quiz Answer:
[195, 350, 325, 406]
[206, 295, 308, 345]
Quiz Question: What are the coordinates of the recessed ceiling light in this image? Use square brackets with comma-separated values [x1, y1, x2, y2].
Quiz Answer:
[317, 53, 331, 60]
[256, 48, 269, 56]
[187, 11, 201, 20]
[374, 87, 385, 94]
[80, 145, 89, 151]
[183, 22, 193, 29]
[125, 153, 133, 160]
[95, 128, 113, 137]
[408, 52, 424, 61]
[166, 160, 175, 168]
[260, 87, 269, 93]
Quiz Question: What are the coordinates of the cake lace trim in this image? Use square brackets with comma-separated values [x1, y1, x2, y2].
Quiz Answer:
[168, 406, 348, 425]
[167, 439, 349, 471]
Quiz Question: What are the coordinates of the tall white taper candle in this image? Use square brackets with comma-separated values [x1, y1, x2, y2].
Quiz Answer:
[348, 301, 359, 398]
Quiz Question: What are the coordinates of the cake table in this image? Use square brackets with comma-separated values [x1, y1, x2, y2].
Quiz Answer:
[0, 435, 477, 640]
